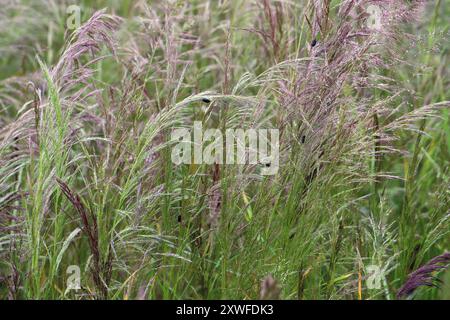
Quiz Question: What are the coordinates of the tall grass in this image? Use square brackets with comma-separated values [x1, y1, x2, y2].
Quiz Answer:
[0, 0, 449, 300]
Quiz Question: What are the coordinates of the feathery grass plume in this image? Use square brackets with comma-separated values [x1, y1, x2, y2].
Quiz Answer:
[397, 252, 450, 299]
[250, 0, 287, 62]
[29, 10, 122, 298]
[277, 0, 445, 207]
[121, 1, 198, 107]
[56, 178, 110, 299]
[0, 8, 122, 298]
[260, 274, 281, 300]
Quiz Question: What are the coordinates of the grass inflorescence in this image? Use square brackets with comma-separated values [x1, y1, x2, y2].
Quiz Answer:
[0, 0, 449, 300]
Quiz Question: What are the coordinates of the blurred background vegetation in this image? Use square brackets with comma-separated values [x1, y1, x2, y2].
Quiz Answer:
[0, 0, 449, 299]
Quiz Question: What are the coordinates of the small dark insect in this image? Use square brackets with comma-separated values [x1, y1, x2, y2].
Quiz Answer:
[177, 215, 182, 223]
[301, 135, 306, 144]
[265, 163, 271, 168]
[311, 39, 317, 47]
[202, 98, 211, 103]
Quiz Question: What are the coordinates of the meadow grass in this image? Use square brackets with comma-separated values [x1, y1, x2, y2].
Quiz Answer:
[0, 0, 449, 300]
